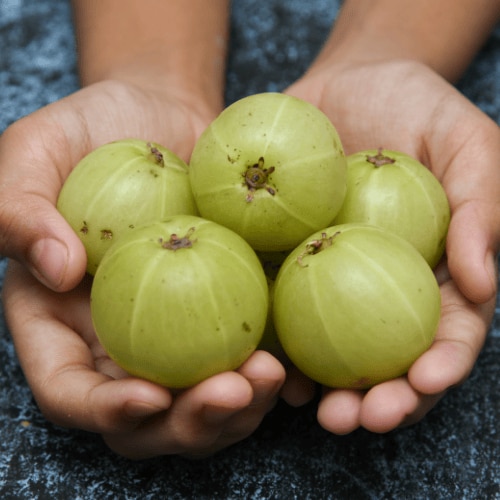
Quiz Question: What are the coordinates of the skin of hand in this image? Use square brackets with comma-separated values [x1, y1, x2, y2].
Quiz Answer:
[0, 80, 286, 459]
[284, 0, 500, 434]
[3, 262, 285, 459]
[0, 78, 214, 292]
[0, 1, 287, 459]
[0, 0, 232, 292]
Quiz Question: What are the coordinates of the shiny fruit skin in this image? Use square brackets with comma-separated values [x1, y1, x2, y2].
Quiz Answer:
[57, 139, 198, 275]
[273, 223, 441, 389]
[189, 92, 347, 252]
[90, 215, 269, 389]
[333, 148, 450, 268]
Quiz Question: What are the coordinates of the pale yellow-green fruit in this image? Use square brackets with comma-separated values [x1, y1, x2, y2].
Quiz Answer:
[57, 139, 198, 275]
[91, 215, 269, 389]
[333, 148, 450, 268]
[189, 92, 347, 251]
[273, 224, 441, 389]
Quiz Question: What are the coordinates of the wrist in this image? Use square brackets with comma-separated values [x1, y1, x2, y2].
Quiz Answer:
[83, 48, 227, 116]
[311, 0, 500, 82]
[73, 0, 229, 113]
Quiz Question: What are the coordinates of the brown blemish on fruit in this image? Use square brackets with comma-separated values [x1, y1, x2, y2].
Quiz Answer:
[227, 147, 242, 164]
[80, 221, 89, 235]
[159, 227, 197, 250]
[366, 147, 396, 167]
[243, 157, 276, 202]
[242, 321, 251, 332]
[100, 229, 113, 240]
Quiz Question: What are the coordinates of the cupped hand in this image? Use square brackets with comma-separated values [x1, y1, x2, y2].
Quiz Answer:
[316, 262, 496, 434]
[0, 76, 216, 292]
[0, 74, 289, 458]
[2, 261, 285, 459]
[282, 59, 500, 433]
[287, 59, 500, 303]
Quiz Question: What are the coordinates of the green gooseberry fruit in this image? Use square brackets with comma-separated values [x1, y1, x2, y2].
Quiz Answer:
[189, 92, 347, 252]
[57, 138, 198, 275]
[333, 148, 450, 268]
[90, 215, 269, 389]
[273, 223, 441, 389]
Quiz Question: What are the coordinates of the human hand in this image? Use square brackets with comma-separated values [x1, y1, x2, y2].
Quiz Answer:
[282, 59, 500, 433]
[0, 71, 286, 458]
[0, 76, 217, 292]
[2, 261, 285, 459]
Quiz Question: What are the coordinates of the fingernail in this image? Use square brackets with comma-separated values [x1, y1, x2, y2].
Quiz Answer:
[29, 238, 68, 289]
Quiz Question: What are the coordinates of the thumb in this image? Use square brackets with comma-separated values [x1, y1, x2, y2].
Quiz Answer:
[446, 200, 499, 305]
[0, 119, 87, 291]
[429, 104, 500, 305]
[24, 205, 87, 292]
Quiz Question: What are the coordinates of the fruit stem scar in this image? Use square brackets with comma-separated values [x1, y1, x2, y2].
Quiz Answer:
[147, 142, 165, 167]
[366, 147, 396, 167]
[159, 227, 197, 250]
[297, 231, 340, 267]
[243, 157, 276, 202]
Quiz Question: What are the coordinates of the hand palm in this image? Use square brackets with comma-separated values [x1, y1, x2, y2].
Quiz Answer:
[0, 79, 214, 290]
[1, 80, 287, 458]
[286, 60, 499, 433]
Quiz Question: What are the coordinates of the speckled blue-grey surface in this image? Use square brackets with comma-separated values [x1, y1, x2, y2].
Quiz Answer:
[0, 1, 499, 499]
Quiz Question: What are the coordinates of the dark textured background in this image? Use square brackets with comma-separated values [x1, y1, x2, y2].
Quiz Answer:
[1, 1, 499, 498]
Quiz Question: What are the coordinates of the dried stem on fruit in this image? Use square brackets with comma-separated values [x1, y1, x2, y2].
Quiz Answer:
[243, 157, 276, 202]
[297, 231, 340, 267]
[366, 147, 395, 167]
[147, 142, 165, 167]
[159, 227, 197, 250]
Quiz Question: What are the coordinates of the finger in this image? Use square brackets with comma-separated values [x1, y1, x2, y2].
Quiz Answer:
[358, 379, 444, 433]
[280, 365, 317, 407]
[407, 278, 496, 395]
[104, 351, 286, 460]
[2, 262, 172, 432]
[210, 350, 286, 445]
[0, 114, 88, 291]
[183, 352, 286, 459]
[317, 380, 444, 435]
[446, 201, 499, 304]
[317, 388, 364, 435]
[432, 103, 500, 304]
[103, 371, 255, 459]
[317, 270, 496, 435]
